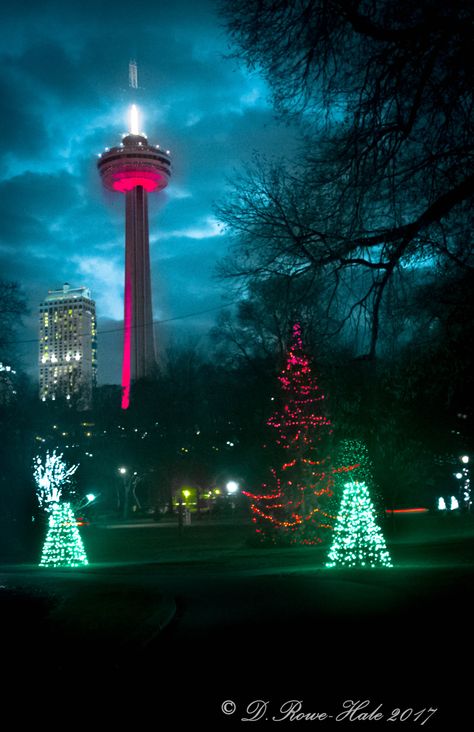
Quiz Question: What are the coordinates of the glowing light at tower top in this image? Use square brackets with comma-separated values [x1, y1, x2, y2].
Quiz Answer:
[129, 104, 140, 136]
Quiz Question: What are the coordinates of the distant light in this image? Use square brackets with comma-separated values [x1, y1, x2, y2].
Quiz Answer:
[461, 455, 469, 464]
[438, 497, 447, 511]
[226, 481, 239, 494]
[182, 489, 191, 499]
[119, 467, 127, 475]
[450, 496, 459, 510]
[385, 507, 429, 514]
[86, 493, 96, 503]
[455, 472, 463, 480]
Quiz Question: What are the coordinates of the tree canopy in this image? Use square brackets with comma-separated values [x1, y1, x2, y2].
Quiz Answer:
[0, 280, 27, 363]
[218, 0, 474, 358]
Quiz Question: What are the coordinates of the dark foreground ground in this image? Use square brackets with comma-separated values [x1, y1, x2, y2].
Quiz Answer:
[1, 513, 473, 729]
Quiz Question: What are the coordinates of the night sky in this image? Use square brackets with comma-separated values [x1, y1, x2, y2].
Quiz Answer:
[0, 0, 297, 383]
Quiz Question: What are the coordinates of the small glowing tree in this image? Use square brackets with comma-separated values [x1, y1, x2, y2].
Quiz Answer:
[326, 480, 392, 568]
[34, 451, 88, 568]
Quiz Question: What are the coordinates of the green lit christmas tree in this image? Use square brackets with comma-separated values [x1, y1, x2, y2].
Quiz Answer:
[39, 502, 88, 568]
[326, 480, 392, 568]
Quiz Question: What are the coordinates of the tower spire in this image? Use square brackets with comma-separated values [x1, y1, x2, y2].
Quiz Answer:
[129, 59, 138, 89]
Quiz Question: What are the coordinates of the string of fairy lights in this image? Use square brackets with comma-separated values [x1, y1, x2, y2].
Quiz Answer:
[243, 323, 336, 545]
[39, 502, 89, 568]
[326, 481, 393, 568]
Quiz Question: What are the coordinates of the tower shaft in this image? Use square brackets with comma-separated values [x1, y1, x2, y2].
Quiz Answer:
[122, 186, 156, 408]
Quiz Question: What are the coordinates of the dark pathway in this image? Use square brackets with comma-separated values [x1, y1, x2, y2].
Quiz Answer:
[1, 523, 472, 728]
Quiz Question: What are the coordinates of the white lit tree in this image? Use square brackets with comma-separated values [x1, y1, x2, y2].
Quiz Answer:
[33, 450, 79, 512]
[326, 480, 392, 568]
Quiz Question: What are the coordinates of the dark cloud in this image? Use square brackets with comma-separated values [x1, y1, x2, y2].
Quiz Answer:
[0, 171, 79, 219]
[0, 76, 49, 161]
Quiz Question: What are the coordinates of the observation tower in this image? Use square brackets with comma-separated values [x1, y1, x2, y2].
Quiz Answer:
[98, 103, 171, 409]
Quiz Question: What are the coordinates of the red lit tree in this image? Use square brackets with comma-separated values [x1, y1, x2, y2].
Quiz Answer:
[244, 323, 335, 545]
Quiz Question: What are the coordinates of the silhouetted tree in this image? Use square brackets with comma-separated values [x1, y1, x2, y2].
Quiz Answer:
[0, 280, 27, 363]
[218, 0, 474, 358]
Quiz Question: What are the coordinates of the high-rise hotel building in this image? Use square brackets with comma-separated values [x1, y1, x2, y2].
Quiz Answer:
[39, 283, 97, 407]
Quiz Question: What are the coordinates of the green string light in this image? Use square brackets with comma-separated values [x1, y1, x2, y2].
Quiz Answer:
[39, 502, 89, 568]
[326, 480, 392, 568]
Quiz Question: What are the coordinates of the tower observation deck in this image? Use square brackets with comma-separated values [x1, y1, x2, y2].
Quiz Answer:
[98, 122, 171, 409]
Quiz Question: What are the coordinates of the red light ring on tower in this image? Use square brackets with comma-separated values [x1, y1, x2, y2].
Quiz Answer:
[109, 169, 167, 192]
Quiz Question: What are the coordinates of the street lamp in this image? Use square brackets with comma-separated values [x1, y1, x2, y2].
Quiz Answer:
[454, 456, 471, 512]
[226, 480, 240, 519]
[76, 492, 97, 511]
[118, 467, 129, 518]
[460, 456, 471, 512]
